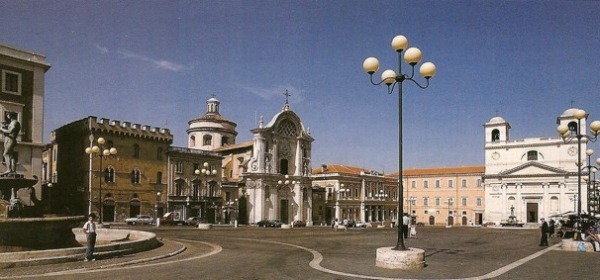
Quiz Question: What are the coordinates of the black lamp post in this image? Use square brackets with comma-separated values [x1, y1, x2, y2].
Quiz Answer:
[195, 162, 217, 223]
[583, 149, 600, 217]
[278, 175, 295, 224]
[363, 35, 436, 250]
[557, 110, 600, 239]
[85, 136, 117, 224]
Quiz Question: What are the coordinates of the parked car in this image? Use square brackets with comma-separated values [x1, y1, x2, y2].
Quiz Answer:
[125, 215, 154, 225]
[355, 221, 368, 228]
[186, 216, 202, 226]
[257, 219, 283, 228]
[160, 212, 186, 226]
[292, 220, 306, 227]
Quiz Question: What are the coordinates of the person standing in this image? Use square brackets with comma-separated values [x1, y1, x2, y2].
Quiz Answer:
[402, 213, 410, 239]
[539, 218, 549, 246]
[83, 213, 97, 261]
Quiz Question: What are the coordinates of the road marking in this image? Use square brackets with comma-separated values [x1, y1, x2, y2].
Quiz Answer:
[2, 237, 561, 279]
[237, 238, 562, 280]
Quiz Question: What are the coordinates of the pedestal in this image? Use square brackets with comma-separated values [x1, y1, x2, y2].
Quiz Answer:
[376, 247, 425, 269]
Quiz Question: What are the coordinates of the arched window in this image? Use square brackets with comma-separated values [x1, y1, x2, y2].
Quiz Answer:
[527, 150, 538, 161]
[279, 159, 289, 175]
[175, 181, 184, 196]
[190, 135, 196, 147]
[491, 129, 500, 142]
[133, 144, 140, 158]
[131, 169, 140, 184]
[104, 167, 116, 183]
[551, 196, 559, 212]
[203, 135, 212, 146]
[568, 121, 578, 136]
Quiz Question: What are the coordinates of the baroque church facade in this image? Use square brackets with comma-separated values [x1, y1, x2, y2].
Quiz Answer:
[187, 95, 314, 225]
[483, 108, 590, 225]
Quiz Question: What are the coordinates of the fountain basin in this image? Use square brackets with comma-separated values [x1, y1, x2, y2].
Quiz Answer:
[0, 216, 85, 252]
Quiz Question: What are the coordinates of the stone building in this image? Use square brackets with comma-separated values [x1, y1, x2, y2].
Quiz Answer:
[311, 164, 397, 226]
[483, 109, 589, 225]
[165, 146, 222, 224]
[401, 166, 485, 226]
[0, 44, 50, 206]
[49, 116, 172, 222]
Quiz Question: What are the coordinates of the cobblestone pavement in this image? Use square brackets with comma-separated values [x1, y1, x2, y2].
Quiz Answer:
[1, 225, 598, 279]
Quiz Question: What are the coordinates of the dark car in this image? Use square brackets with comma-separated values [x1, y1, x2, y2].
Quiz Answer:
[257, 219, 283, 228]
[292, 220, 306, 227]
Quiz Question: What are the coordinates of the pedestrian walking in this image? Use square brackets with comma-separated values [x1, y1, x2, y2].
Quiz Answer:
[539, 218, 549, 246]
[548, 219, 555, 237]
[402, 213, 410, 239]
[83, 213, 97, 261]
[410, 223, 417, 239]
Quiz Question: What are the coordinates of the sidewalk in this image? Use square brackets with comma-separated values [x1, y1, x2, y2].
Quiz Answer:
[0, 238, 186, 278]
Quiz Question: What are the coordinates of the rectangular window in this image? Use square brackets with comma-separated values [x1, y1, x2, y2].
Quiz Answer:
[424, 197, 429, 206]
[435, 197, 440, 206]
[2, 70, 22, 95]
[476, 197, 482, 206]
[462, 197, 467, 206]
[411, 180, 416, 188]
[476, 179, 482, 187]
[435, 180, 440, 188]
[175, 161, 184, 173]
[462, 179, 467, 188]
[448, 180, 453, 188]
[423, 180, 429, 188]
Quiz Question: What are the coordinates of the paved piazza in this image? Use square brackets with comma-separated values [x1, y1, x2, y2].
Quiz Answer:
[1, 226, 599, 279]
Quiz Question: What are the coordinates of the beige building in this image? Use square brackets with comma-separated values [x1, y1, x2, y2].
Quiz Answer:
[0, 44, 51, 206]
[401, 166, 485, 226]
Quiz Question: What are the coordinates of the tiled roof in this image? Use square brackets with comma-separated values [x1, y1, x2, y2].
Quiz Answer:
[312, 164, 373, 175]
[392, 166, 485, 177]
[213, 140, 253, 152]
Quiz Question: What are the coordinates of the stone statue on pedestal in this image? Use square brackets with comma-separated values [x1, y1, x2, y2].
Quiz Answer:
[0, 111, 20, 176]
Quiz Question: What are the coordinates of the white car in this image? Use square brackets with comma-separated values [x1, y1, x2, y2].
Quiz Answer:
[125, 215, 154, 225]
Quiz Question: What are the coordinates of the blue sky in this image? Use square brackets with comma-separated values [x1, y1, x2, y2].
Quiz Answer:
[1, 0, 599, 172]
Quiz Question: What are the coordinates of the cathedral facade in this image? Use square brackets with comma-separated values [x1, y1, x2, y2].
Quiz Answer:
[483, 109, 589, 225]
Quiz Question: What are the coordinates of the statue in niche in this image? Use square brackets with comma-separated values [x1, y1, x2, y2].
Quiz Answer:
[0, 112, 21, 176]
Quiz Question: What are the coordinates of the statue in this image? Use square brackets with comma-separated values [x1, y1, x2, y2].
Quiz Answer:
[0, 111, 21, 176]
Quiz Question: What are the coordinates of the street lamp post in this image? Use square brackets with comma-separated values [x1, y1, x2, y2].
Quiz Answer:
[363, 35, 436, 251]
[85, 136, 117, 224]
[583, 149, 600, 216]
[557, 109, 600, 239]
[155, 192, 161, 226]
[277, 175, 296, 224]
[195, 162, 217, 223]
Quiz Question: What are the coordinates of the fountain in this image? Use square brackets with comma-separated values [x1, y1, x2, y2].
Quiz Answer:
[501, 205, 524, 227]
[0, 116, 84, 252]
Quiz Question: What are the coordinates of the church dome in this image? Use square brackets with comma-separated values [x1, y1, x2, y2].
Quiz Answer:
[560, 108, 582, 118]
[488, 116, 506, 124]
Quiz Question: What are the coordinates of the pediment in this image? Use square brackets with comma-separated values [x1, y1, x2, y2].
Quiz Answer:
[498, 161, 568, 176]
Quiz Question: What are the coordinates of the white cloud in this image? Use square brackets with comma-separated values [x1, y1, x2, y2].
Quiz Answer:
[118, 50, 187, 72]
[94, 44, 109, 54]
